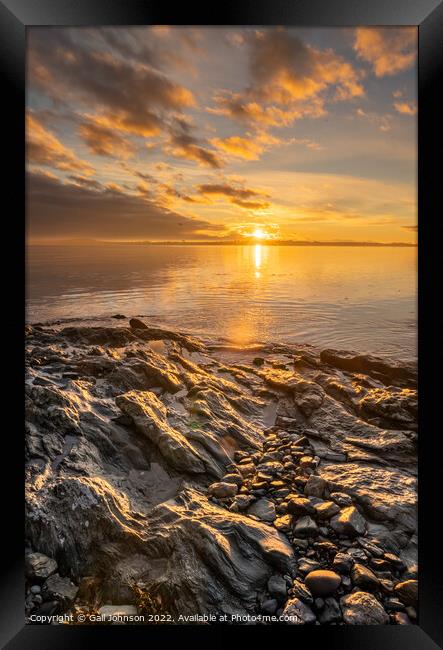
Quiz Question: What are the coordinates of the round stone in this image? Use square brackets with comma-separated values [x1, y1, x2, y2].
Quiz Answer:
[305, 569, 342, 597]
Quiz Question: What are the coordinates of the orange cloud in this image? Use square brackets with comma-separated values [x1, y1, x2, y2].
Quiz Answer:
[78, 116, 136, 158]
[196, 182, 270, 210]
[211, 135, 267, 160]
[26, 112, 94, 175]
[393, 101, 417, 116]
[354, 28, 416, 77]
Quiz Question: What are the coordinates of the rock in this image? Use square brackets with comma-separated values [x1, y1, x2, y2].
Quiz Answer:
[30, 585, 41, 594]
[318, 597, 342, 624]
[305, 570, 341, 597]
[351, 564, 380, 591]
[111, 314, 126, 320]
[392, 611, 412, 625]
[98, 605, 138, 622]
[304, 475, 327, 498]
[273, 515, 292, 532]
[116, 391, 223, 476]
[330, 506, 366, 537]
[267, 575, 287, 601]
[234, 494, 255, 510]
[222, 473, 243, 486]
[330, 492, 353, 507]
[319, 349, 416, 386]
[293, 516, 318, 538]
[394, 580, 418, 607]
[247, 498, 276, 523]
[253, 357, 265, 367]
[25, 553, 58, 581]
[314, 501, 340, 520]
[208, 482, 238, 499]
[129, 318, 149, 330]
[291, 579, 314, 604]
[341, 591, 389, 625]
[332, 552, 354, 574]
[44, 574, 78, 606]
[261, 599, 278, 615]
[297, 558, 321, 574]
[320, 463, 416, 531]
[383, 552, 406, 572]
[237, 463, 256, 478]
[281, 598, 316, 625]
[287, 497, 315, 516]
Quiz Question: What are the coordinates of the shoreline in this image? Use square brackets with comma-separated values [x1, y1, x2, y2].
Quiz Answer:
[25, 317, 418, 625]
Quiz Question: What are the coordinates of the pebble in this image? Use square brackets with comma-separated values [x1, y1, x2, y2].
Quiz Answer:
[208, 482, 238, 499]
[286, 497, 315, 516]
[330, 506, 366, 537]
[332, 552, 354, 574]
[291, 579, 314, 604]
[314, 501, 340, 520]
[394, 580, 418, 607]
[293, 516, 318, 538]
[304, 475, 327, 498]
[318, 597, 342, 624]
[25, 553, 58, 581]
[305, 570, 341, 597]
[351, 564, 380, 591]
[247, 497, 276, 522]
[282, 598, 316, 625]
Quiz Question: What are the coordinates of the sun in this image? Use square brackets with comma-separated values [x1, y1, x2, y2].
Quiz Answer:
[252, 228, 266, 240]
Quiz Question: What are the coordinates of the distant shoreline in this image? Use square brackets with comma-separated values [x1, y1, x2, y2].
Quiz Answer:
[28, 239, 417, 248]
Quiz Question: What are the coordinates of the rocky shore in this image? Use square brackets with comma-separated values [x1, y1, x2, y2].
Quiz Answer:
[25, 317, 418, 625]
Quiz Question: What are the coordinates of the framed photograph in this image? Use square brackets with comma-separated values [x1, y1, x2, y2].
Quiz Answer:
[1, 0, 442, 647]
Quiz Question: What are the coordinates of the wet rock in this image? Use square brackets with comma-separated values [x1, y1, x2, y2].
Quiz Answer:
[26, 553, 58, 581]
[319, 349, 416, 386]
[208, 482, 238, 499]
[129, 318, 149, 330]
[305, 570, 341, 597]
[341, 591, 389, 625]
[330, 506, 366, 537]
[351, 564, 380, 591]
[293, 516, 318, 538]
[281, 598, 316, 624]
[394, 580, 418, 607]
[247, 498, 276, 523]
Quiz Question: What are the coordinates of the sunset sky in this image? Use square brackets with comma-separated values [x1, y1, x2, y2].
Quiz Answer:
[26, 26, 417, 243]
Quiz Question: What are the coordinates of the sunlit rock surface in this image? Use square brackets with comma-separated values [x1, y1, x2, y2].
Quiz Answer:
[25, 319, 417, 624]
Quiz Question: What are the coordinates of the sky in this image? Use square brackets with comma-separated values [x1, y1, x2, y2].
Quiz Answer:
[26, 26, 417, 243]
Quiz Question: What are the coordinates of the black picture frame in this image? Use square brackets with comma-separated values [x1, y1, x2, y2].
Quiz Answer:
[1, 1, 442, 648]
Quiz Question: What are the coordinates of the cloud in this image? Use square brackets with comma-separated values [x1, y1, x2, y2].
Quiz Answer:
[211, 135, 269, 160]
[26, 112, 94, 174]
[78, 116, 136, 158]
[196, 182, 270, 210]
[166, 119, 223, 168]
[28, 28, 195, 138]
[402, 224, 417, 232]
[354, 28, 416, 77]
[27, 171, 220, 240]
[355, 108, 392, 132]
[393, 101, 417, 116]
[210, 29, 363, 129]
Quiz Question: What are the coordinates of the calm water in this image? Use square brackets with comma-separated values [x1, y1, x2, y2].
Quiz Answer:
[26, 244, 417, 360]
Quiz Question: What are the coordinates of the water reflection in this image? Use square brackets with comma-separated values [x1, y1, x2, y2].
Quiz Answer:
[27, 244, 417, 359]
